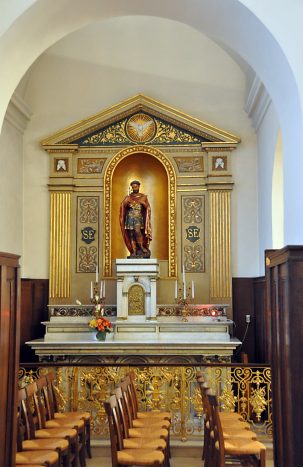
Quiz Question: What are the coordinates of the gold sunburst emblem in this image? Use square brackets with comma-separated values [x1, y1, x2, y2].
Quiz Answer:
[125, 114, 156, 143]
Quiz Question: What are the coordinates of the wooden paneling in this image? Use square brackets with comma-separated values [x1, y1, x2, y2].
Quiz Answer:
[266, 246, 303, 467]
[253, 276, 267, 362]
[232, 277, 256, 362]
[0, 252, 20, 467]
[20, 279, 48, 362]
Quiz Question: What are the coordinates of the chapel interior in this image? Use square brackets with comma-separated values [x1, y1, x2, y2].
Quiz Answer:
[1, 2, 303, 467]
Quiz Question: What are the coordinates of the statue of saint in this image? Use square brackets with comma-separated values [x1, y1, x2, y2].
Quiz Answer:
[119, 180, 152, 258]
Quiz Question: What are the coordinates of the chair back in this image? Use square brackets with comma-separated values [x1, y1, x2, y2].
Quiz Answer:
[45, 372, 60, 413]
[123, 375, 138, 420]
[18, 387, 37, 439]
[112, 387, 130, 439]
[103, 395, 124, 467]
[25, 382, 47, 429]
[127, 371, 140, 414]
[207, 394, 226, 464]
[36, 375, 55, 420]
[118, 380, 135, 428]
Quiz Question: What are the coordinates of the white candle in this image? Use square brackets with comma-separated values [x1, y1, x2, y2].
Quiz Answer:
[191, 280, 195, 299]
[100, 280, 103, 299]
[90, 281, 93, 299]
[96, 266, 99, 283]
[182, 265, 186, 299]
[103, 280, 106, 298]
[175, 280, 178, 299]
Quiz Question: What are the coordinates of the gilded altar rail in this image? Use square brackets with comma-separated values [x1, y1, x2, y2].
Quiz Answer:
[18, 363, 272, 442]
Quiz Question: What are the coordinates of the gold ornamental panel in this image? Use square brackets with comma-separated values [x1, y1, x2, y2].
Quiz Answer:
[128, 284, 145, 315]
[104, 145, 176, 277]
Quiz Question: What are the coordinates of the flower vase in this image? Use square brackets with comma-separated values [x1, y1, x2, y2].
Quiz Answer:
[95, 331, 106, 341]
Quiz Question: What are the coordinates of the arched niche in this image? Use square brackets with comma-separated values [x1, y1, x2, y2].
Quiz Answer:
[104, 145, 176, 277]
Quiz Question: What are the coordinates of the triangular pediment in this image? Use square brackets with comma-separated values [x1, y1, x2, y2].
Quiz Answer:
[41, 94, 240, 148]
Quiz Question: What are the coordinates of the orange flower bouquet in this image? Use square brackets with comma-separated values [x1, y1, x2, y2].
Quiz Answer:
[89, 316, 112, 341]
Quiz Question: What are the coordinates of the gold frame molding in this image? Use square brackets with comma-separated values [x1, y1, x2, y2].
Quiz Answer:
[104, 145, 176, 277]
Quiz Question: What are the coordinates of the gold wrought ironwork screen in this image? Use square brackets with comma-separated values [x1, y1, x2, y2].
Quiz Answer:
[19, 365, 272, 441]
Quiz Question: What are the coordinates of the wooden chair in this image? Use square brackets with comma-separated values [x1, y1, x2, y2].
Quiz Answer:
[197, 379, 257, 466]
[16, 413, 60, 467]
[104, 395, 165, 467]
[20, 385, 79, 467]
[30, 379, 86, 467]
[126, 372, 171, 421]
[120, 380, 170, 430]
[45, 372, 92, 458]
[113, 388, 170, 467]
[207, 394, 266, 467]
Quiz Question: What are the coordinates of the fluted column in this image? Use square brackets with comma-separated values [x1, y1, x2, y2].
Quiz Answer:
[49, 192, 71, 299]
[209, 190, 231, 303]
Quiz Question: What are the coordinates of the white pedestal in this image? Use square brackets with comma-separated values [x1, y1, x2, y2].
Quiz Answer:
[116, 258, 159, 320]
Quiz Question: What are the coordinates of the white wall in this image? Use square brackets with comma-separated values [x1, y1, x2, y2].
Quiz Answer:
[272, 131, 284, 249]
[0, 118, 23, 258]
[21, 17, 259, 278]
[256, 102, 280, 274]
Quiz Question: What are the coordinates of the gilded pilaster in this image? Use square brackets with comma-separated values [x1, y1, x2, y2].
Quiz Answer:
[50, 192, 71, 299]
[209, 190, 231, 302]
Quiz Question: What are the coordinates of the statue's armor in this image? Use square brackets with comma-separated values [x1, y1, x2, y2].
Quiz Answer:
[125, 201, 144, 229]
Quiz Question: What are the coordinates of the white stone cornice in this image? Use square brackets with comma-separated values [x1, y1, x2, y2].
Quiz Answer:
[244, 75, 272, 131]
[4, 92, 32, 133]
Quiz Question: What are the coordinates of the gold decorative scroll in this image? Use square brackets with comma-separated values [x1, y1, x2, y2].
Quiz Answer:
[50, 192, 71, 298]
[104, 145, 176, 277]
[210, 190, 231, 300]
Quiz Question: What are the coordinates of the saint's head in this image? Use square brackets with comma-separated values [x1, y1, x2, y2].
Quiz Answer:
[130, 180, 140, 194]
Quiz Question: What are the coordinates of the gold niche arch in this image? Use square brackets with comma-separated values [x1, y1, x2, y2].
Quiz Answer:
[103, 145, 176, 277]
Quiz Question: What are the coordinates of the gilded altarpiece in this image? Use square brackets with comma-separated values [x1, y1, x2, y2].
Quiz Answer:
[42, 95, 239, 309]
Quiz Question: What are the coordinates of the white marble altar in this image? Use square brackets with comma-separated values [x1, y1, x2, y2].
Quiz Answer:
[26, 314, 240, 363]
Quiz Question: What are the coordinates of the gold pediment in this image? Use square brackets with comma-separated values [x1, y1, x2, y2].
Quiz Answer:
[41, 94, 240, 149]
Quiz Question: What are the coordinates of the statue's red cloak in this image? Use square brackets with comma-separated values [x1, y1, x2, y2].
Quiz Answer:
[119, 192, 152, 255]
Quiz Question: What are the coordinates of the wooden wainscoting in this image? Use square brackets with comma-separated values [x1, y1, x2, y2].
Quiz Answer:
[0, 252, 20, 467]
[20, 279, 49, 361]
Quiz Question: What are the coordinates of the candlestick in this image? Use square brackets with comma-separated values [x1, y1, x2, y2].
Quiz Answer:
[90, 281, 93, 299]
[175, 280, 178, 299]
[100, 280, 103, 298]
[96, 266, 99, 283]
[191, 280, 195, 299]
[182, 265, 186, 299]
[103, 280, 106, 298]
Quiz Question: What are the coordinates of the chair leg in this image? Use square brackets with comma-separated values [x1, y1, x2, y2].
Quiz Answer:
[85, 420, 92, 458]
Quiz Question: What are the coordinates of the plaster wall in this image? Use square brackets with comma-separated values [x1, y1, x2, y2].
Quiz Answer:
[255, 102, 280, 275]
[0, 119, 23, 257]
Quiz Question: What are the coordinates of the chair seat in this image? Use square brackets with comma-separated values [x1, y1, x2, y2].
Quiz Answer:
[136, 411, 171, 421]
[16, 450, 59, 464]
[211, 429, 257, 440]
[129, 427, 168, 438]
[117, 448, 165, 465]
[123, 437, 166, 450]
[221, 419, 251, 430]
[22, 438, 69, 451]
[132, 418, 170, 429]
[219, 412, 243, 421]
[35, 427, 77, 439]
[216, 439, 266, 456]
[54, 411, 90, 421]
[45, 418, 84, 429]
